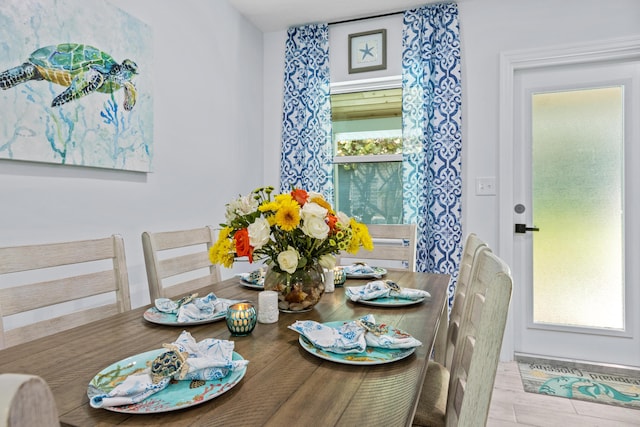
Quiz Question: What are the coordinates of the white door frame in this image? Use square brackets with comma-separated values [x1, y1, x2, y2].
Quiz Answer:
[498, 36, 640, 361]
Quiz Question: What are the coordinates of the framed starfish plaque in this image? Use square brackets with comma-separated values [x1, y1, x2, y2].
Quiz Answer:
[348, 29, 387, 74]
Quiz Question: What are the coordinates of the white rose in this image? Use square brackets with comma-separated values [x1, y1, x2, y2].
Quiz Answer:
[248, 217, 271, 249]
[225, 194, 258, 222]
[302, 216, 329, 239]
[318, 254, 336, 270]
[336, 211, 351, 225]
[300, 202, 327, 220]
[277, 246, 300, 274]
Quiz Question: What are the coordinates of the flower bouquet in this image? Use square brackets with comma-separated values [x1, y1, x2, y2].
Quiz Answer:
[209, 186, 373, 311]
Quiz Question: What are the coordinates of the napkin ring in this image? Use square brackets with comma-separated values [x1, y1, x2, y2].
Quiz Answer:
[356, 319, 389, 336]
[175, 293, 198, 308]
[150, 343, 189, 383]
[384, 280, 401, 293]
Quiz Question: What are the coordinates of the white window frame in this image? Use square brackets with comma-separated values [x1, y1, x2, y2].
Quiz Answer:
[331, 75, 404, 224]
[330, 75, 403, 165]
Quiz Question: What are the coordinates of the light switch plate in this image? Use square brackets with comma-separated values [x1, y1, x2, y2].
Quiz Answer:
[476, 177, 496, 196]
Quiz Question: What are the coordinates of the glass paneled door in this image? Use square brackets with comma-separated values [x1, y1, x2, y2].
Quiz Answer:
[513, 60, 640, 366]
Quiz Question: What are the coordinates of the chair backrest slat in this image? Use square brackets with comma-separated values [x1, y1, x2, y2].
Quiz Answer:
[445, 251, 513, 427]
[142, 226, 221, 301]
[0, 235, 131, 349]
[441, 233, 489, 368]
[0, 373, 59, 427]
[337, 224, 417, 271]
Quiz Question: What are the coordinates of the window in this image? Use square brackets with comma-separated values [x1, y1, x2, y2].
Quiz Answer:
[331, 86, 403, 224]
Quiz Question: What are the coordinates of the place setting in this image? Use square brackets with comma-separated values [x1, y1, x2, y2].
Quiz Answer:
[345, 279, 431, 307]
[288, 313, 422, 365]
[341, 262, 387, 279]
[237, 267, 266, 290]
[87, 330, 249, 414]
[143, 292, 243, 326]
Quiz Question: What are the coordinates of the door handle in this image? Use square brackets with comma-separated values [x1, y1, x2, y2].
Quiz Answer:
[515, 223, 540, 234]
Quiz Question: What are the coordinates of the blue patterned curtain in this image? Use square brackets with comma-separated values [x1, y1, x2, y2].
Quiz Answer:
[280, 24, 333, 200]
[402, 3, 462, 308]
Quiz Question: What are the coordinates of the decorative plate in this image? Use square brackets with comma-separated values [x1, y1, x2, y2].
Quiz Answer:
[238, 273, 264, 290]
[298, 321, 416, 365]
[143, 307, 226, 326]
[88, 348, 247, 413]
[238, 279, 264, 290]
[348, 295, 426, 307]
[344, 266, 387, 279]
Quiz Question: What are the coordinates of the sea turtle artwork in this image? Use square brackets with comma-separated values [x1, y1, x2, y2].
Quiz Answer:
[150, 344, 189, 384]
[0, 43, 138, 110]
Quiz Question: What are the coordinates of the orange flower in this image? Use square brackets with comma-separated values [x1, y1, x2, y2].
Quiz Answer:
[290, 188, 308, 206]
[234, 228, 254, 262]
[326, 214, 338, 232]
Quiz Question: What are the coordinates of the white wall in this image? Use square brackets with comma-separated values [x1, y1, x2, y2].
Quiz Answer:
[458, 0, 640, 252]
[0, 0, 264, 308]
[263, 0, 640, 251]
[262, 0, 640, 358]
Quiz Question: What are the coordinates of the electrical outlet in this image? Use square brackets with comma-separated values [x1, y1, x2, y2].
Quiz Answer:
[476, 177, 496, 196]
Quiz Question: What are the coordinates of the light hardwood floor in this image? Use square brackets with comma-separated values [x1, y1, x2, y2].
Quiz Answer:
[487, 362, 640, 426]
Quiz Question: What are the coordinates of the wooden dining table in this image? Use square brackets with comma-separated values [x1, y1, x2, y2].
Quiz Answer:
[0, 270, 449, 427]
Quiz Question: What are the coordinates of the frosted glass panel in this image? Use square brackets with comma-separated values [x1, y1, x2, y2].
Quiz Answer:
[532, 87, 624, 330]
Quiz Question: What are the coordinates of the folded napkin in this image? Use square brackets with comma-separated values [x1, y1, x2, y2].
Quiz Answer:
[155, 292, 236, 322]
[237, 268, 265, 285]
[90, 331, 249, 408]
[345, 280, 431, 302]
[288, 314, 422, 354]
[343, 263, 383, 278]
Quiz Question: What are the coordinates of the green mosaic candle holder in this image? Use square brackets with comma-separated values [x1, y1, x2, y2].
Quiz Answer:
[334, 267, 347, 287]
[226, 302, 257, 336]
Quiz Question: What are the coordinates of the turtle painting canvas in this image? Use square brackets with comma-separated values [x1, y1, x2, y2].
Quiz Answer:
[0, 43, 139, 111]
[0, 0, 152, 172]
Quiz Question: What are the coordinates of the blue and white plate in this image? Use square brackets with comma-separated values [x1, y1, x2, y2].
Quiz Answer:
[143, 307, 226, 326]
[238, 274, 264, 290]
[343, 266, 387, 279]
[298, 320, 416, 365]
[87, 348, 246, 413]
[346, 295, 426, 307]
[237, 272, 265, 289]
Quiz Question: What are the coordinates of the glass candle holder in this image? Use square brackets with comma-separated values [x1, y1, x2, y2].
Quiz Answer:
[226, 302, 257, 336]
[333, 266, 347, 287]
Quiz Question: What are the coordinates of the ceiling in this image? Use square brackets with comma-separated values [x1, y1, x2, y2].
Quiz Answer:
[228, 0, 433, 32]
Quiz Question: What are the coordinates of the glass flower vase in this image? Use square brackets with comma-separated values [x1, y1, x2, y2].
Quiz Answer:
[263, 263, 326, 313]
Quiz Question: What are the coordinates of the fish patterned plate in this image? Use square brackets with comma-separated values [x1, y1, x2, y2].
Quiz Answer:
[348, 296, 426, 307]
[238, 276, 264, 290]
[344, 266, 387, 279]
[143, 307, 226, 326]
[88, 348, 246, 413]
[298, 320, 416, 366]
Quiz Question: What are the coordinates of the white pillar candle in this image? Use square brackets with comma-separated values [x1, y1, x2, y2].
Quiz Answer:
[324, 269, 335, 293]
[258, 290, 279, 323]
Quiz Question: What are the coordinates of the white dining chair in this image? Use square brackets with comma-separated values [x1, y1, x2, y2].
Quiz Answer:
[142, 225, 222, 301]
[0, 373, 59, 426]
[0, 235, 131, 349]
[337, 223, 417, 271]
[413, 250, 513, 427]
[436, 233, 489, 368]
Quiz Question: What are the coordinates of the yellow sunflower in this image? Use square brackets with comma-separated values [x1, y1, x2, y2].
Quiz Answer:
[275, 199, 301, 231]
